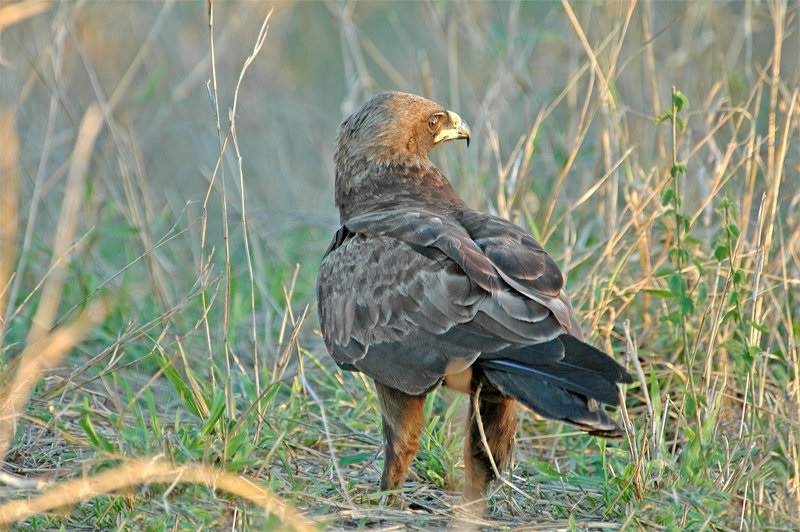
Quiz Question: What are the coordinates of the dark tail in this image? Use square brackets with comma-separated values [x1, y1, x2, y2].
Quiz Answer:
[479, 335, 632, 438]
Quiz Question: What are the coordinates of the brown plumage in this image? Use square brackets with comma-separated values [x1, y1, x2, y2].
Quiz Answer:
[317, 91, 632, 501]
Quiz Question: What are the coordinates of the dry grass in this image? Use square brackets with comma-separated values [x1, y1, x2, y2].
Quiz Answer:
[0, 110, 19, 340]
[0, 299, 107, 459]
[0, 457, 313, 531]
[0, 1, 798, 529]
[0, 1, 51, 32]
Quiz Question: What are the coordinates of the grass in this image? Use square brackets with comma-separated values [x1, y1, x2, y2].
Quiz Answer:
[1, 0, 799, 529]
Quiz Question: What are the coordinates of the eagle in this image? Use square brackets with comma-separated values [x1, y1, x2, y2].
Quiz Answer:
[317, 91, 631, 501]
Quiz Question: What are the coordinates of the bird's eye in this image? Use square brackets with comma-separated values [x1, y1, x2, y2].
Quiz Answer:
[428, 112, 445, 129]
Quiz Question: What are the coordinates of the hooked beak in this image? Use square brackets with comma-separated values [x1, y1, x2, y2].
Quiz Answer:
[433, 110, 471, 147]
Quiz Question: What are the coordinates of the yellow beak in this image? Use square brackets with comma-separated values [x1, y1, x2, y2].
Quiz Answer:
[433, 110, 471, 146]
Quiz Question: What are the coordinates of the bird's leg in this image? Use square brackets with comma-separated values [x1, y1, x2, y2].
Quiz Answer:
[375, 381, 426, 499]
[464, 384, 517, 502]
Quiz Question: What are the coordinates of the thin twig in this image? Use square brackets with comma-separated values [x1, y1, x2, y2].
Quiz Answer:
[228, 7, 273, 433]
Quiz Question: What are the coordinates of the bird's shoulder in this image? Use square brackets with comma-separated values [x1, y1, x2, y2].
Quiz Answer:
[324, 206, 566, 299]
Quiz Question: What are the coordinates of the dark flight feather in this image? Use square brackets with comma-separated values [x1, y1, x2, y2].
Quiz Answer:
[482, 367, 623, 437]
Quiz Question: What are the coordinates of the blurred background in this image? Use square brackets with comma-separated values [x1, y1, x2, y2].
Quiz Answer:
[3, 1, 797, 311]
[1, 1, 799, 528]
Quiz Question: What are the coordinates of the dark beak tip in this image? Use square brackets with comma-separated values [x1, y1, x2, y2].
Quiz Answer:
[466, 136, 470, 148]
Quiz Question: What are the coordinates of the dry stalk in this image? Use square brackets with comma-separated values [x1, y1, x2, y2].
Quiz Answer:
[0, 1, 52, 31]
[748, 2, 789, 358]
[25, 105, 103, 345]
[470, 384, 538, 507]
[0, 110, 20, 342]
[206, 0, 235, 415]
[559, 0, 611, 103]
[2, 13, 67, 340]
[228, 8, 273, 429]
[0, 457, 314, 531]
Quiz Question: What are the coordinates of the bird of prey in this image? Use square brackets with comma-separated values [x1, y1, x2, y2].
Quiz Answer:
[317, 91, 631, 501]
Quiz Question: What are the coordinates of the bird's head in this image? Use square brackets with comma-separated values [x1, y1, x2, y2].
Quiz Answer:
[333, 92, 470, 218]
[336, 91, 470, 166]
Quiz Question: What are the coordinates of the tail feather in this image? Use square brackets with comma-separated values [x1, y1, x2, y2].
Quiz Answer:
[482, 358, 620, 405]
[482, 368, 623, 437]
[478, 335, 631, 438]
[560, 335, 632, 384]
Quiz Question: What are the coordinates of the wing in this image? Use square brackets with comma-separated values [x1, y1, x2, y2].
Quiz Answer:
[345, 207, 583, 338]
[458, 209, 584, 338]
[317, 209, 568, 395]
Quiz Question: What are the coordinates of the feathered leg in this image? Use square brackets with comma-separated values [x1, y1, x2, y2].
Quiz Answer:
[375, 381, 426, 494]
[464, 383, 517, 501]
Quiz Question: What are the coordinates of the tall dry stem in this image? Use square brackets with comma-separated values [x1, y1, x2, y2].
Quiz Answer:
[0, 1, 51, 31]
[228, 8, 273, 435]
[25, 105, 103, 344]
[0, 110, 19, 344]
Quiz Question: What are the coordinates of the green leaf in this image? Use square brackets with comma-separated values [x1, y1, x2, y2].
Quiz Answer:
[200, 389, 227, 436]
[80, 414, 114, 452]
[680, 295, 694, 314]
[714, 244, 730, 261]
[720, 339, 745, 354]
[696, 282, 708, 305]
[532, 460, 564, 477]
[723, 308, 740, 324]
[644, 289, 673, 298]
[667, 272, 685, 297]
[655, 266, 676, 277]
[656, 110, 673, 124]
[338, 452, 372, 466]
[670, 163, 687, 178]
[673, 90, 689, 113]
[669, 248, 690, 264]
[158, 354, 201, 419]
[661, 187, 675, 206]
[662, 310, 681, 325]
[685, 394, 697, 417]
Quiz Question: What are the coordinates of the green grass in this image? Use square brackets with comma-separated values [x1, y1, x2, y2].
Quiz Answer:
[1, 1, 799, 530]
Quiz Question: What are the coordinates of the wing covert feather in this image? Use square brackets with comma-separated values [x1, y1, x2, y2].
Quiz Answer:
[317, 208, 585, 394]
